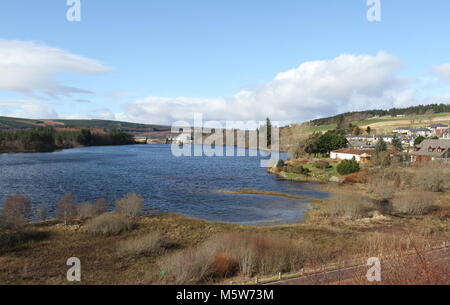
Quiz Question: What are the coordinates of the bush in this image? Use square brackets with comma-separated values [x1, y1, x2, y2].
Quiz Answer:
[318, 194, 375, 220]
[284, 165, 310, 175]
[393, 192, 437, 216]
[158, 248, 214, 285]
[118, 233, 168, 257]
[2, 195, 32, 226]
[86, 212, 134, 236]
[336, 159, 360, 175]
[115, 193, 144, 217]
[413, 162, 450, 192]
[276, 159, 285, 167]
[314, 161, 332, 170]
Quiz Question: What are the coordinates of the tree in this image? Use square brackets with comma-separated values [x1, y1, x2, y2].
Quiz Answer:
[56, 193, 78, 225]
[375, 138, 387, 154]
[2, 195, 32, 225]
[337, 158, 360, 175]
[366, 126, 372, 135]
[77, 129, 93, 146]
[115, 193, 144, 217]
[265, 118, 272, 148]
[414, 136, 426, 146]
[316, 131, 348, 155]
[392, 137, 403, 151]
[95, 198, 108, 215]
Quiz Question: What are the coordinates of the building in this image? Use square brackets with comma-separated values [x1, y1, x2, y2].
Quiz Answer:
[408, 128, 433, 137]
[410, 139, 450, 162]
[441, 128, 450, 140]
[428, 123, 449, 136]
[330, 148, 374, 162]
[393, 127, 412, 134]
[372, 134, 394, 143]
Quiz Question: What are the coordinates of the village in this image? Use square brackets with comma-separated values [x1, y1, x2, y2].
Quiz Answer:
[332, 122, 450, 164]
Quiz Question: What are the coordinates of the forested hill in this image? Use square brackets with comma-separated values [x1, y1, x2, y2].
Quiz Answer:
[310, 104, 450, 126]
[0, 116, 170, 132]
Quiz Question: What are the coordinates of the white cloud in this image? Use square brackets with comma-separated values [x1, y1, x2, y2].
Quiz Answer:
[433, 63, 450, 84]
[0, 100, 58, 119]
[0, 39, 112, 98]
[119, 51, 417, 125]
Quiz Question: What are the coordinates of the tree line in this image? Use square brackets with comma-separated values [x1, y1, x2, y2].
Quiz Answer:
[311, 103, 450, 126]
[0, 127, 134, 153]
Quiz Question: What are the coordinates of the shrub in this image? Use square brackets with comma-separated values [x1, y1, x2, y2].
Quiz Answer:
[115, 193, 144, 217]
[314, 161, 332, 170]
[285, 165, 310, 175]
[86, 212, 133, 236]
[56, 193, 78, 225]
[413, 162, 450, 192]
[319, 194, 375, 220]
[336, 159, 360, 175]
[118, 233, 168, 257]
[393, 192, 437, 216]
[276, 159, 285, 167]
[157, 233, 316, 284]
[2, 195, 32, 225]
[36, 205, 49, 222]
[158, 248, 214, 285]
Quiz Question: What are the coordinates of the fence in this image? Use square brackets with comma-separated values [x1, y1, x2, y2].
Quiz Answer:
[229, 241, 449, 285]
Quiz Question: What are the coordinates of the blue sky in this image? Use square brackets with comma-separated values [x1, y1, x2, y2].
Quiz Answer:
[1, 0, 450, 125]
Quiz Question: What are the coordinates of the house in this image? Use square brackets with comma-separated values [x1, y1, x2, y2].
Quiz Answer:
[393, 127, 412, 134]
[372, 134, 394, 143]
[330, 148, 374, 162]
[408, 128, 432, 137]
[410, 139, 450, 162]
[330, 148, 398, 163]
[428, 123, 449, 136]
[441, 128, 450, 140]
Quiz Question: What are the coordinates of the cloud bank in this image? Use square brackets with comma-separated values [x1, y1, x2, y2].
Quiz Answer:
[118, 51, 419, 125]
[0, 39, 112, 98]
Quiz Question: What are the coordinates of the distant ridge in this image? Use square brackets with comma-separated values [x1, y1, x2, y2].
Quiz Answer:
[0, 116, 171, 132]
[310, 103, 450, 126]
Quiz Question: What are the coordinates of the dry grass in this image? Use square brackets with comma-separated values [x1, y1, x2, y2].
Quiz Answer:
[314, 194, 377, 220]
[118, 233, 169, 258]
[86, 212, 134, 236]
[392, 192, 438, 216]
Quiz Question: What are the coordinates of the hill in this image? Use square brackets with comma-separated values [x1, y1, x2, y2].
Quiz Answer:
[0, 116, 171, 132]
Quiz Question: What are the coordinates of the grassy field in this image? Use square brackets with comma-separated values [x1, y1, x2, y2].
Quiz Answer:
[298, 112, 450, 135]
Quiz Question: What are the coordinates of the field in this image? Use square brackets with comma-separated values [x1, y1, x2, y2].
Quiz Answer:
[305, 112, 450, 134]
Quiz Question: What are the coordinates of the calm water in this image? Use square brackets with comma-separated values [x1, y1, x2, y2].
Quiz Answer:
[0, 145, 328, 225]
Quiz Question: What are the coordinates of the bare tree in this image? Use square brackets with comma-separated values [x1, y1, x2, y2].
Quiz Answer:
[56, 193, 77, 225]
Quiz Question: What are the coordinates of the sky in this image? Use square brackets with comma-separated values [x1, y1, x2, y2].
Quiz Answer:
[1, 0, 450, 126]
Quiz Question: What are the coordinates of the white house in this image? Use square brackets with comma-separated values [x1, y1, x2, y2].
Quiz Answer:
[330, 148, 374, 162]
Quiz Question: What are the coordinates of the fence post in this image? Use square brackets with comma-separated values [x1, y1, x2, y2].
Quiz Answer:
[278, 272, 282, 280]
